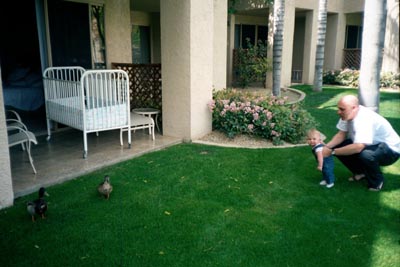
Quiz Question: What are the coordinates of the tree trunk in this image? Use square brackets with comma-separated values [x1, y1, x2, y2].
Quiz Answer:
[272, 0, 285, 96]
[358, 0, 387, 113]
[313, 0, 328, 92]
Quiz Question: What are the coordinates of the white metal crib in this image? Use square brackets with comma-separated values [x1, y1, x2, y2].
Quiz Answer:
[43, 67, 131, 158]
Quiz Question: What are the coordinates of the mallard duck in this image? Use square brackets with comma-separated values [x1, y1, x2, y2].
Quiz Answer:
[98, 175, 113, 199]
[27, 187, 49, 222]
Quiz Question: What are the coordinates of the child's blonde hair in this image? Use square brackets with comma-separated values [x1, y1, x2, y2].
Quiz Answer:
[307, 128, 326, 141]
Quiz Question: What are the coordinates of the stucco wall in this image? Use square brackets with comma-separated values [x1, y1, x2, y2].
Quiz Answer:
[105, 0, 132, 66]
[235, 15, 268, 26]
[343, 0, 365, 13]
[292, 17, 305, 71]
[213, 0, 227, 89]
[151, 13, 161, 64]
[161, 0, 213, 140]
[0, 70, 14, 209]
[382, 0, 399, 73]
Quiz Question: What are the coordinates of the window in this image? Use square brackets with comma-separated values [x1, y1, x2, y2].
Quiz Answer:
[47, 1, 106, 69]
[345, 25, 362, 49]
[234, 24, 268, 49]
[131, 25, 151, 64]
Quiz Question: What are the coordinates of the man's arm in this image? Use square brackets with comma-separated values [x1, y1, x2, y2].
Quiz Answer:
[322, 131, 346, 157]
[325, 131, 346, 148]
[323, 130, 366, 157]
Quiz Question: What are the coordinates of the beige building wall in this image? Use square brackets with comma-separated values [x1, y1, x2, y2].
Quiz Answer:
[0, 71, 14, 209]
[324, 13, 346, 70]
[151, 13, 162, 64]
[130, 10, 162, 64]
[343, 0, 365, 13]
[161, 0, 214, 140]
[280, 0, 295, 87]
[300, 8, 318, 85]
[213, 0, 227, 89]
[227, 0, 399, 85]
[227, 13, 236, 86]
[382, 0, 399, 73]
[105, 0, 132, 67]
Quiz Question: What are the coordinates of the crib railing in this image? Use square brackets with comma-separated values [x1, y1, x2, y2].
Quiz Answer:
[43, 67, 132, 158]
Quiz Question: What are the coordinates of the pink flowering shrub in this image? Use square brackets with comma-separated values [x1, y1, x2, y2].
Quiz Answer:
[208, 88, 316, 145]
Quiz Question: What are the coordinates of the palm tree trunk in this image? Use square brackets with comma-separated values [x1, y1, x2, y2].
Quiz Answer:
[358, 0, 387, 112]
[313, 0, 328, 92]
[272, 0, 285, 96]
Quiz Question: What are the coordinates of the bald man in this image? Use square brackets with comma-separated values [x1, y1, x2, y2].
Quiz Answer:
[322, 95, 400, 191]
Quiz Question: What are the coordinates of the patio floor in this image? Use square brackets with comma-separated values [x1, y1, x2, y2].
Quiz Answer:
[9, 128, 181, 198]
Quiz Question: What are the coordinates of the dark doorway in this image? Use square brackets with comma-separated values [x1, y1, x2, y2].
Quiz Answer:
[0, 1, 46, 135]
[47, 0, 92, 69]
[0, 1, 41, 80]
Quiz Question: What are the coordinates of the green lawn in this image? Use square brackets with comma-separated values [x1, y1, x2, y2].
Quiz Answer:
[1, 86, 399, 267]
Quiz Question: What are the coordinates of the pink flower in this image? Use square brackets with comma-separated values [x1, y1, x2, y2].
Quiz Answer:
[248, 124, 254, 131]
[271, 130, 280, 137]
[208, 100, 216, 111]
[253, 113, 259, 121]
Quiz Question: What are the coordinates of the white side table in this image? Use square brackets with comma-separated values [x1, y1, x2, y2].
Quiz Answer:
[132, 108, 161, 132]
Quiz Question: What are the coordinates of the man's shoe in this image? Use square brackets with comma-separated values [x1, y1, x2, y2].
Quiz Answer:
[369, 182, 383, 192]
[319, 180, 327, 186]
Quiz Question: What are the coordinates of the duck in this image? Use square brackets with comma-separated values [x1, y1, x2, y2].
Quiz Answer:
[27, 187, 49, 222]
[98, 175, 113, 199]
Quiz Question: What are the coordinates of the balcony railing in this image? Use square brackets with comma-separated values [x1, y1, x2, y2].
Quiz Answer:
[342, 49, 361, 69]
[112, 63, 162, 110]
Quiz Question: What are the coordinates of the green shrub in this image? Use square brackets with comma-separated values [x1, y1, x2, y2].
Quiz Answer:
[236, 39, 271, 88]
[323, 70, 341, 85]
[323, 69, 400, 89]
[336, 68, 360, 87]
[208, 88, 317, 145]
[380, 72, 400, 89]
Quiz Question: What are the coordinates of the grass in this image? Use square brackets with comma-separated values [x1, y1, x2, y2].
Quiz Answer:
[1, 86, 399, 267]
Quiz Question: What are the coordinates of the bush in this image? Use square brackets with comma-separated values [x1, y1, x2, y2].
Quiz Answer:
[323, 69, 400, 89]
[380, 72, 400, 89]
[208, 88, 317, 145]
[323, 70, 341, 85]
[336, 68, 360, 87]
[236, 39, 271, 88]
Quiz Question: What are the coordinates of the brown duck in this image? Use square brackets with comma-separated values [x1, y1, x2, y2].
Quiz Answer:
[98, 175, 113, 199]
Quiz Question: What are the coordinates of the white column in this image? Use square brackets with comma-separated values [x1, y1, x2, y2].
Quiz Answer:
[227, 13, 235, 87]
[213, 0, 227, 89]
[0, 73, 14, 209]
[302, 9, 318, 85]
[161, 0, 214, 140]
[325, 13, 346, 70]
[281, 1, 296, 87]
[104, 0, 132, 66]
[382, 0, 399, 73]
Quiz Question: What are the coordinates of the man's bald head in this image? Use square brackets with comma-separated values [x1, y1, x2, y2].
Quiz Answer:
[339, 95, 359, 107]
[337, 95, 360, 121]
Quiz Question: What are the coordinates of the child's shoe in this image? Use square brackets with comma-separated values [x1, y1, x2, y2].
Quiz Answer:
[319, 180, 327, 186]
[326, 183, 334, 188]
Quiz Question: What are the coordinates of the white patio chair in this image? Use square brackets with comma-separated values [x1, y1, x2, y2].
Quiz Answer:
[7, 120, 38, 174]
[6, 110, 26, 150]
[120, 112, 155, 146]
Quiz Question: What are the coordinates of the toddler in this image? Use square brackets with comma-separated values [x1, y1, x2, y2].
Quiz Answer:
[307, 129, 335, 188]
